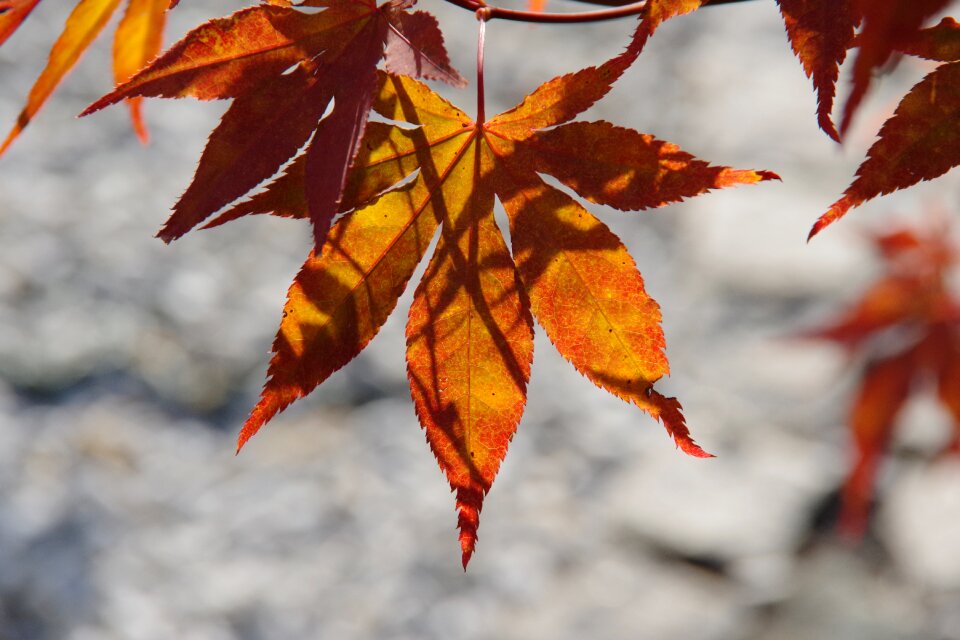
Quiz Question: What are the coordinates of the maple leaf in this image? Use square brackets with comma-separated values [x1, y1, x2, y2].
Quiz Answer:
[228, 39, 776, 565]
[776, 0, 857, 141]
[82, 0, 464, 250]
[810, 58, 960, 237]
[806, 224, 960, 536]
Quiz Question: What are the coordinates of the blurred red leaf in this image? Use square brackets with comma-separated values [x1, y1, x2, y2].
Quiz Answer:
[807, 223, 960, 536]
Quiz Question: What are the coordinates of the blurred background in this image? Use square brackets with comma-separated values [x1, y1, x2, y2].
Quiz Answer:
[2, 0, 960, 638]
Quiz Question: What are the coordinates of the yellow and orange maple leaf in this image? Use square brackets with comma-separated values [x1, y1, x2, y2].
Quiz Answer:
[228, 51, 775, 564]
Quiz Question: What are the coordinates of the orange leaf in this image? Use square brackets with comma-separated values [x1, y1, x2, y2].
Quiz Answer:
[405, 155, 534, 570]
[0, 0, 41, 48]
[516, 120, 778, 211]
[238, 81, 472, 451]
[1, 0, 123, 156]
[776, 0, 857, 141]
[493, 174, 709, 456]
[113, 0, 169, 142]
[488, 35, 643, 140]
[811, 61, 960, 238]
[237, 179, 443, 451]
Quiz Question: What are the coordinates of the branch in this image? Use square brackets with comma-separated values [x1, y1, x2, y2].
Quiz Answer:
[441, 0, 763, 24]
[443, 0, 646, 23]
[563, 0, 760, 6]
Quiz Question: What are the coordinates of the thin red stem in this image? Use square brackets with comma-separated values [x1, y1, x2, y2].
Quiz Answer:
[564, 0, 758, 5]
[441, 0, 759, 24]
[445, 0, 647, 23]
[476, 11, 487, 123]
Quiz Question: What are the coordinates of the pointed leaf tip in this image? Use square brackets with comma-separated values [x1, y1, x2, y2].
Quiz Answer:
[235, 392, 288, 453]
[645, 391, 713, 458]
[715, 167, 781, 189]
[809, 194, 856, 241]
[155, 227, 178, 244]
[776, 0, 856, 142]
[457, 486, 483, 570]
[678, 437, 714, 458]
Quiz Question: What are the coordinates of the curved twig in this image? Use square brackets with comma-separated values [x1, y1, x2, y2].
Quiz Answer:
[441, 0, 761, 24]
[442, 0, 645, 23]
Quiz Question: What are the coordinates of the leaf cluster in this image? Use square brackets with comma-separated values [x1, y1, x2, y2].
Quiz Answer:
[2, 0, 959, 565]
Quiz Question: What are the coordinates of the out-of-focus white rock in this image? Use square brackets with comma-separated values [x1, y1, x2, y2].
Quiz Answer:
[748, 545, 927, 640]
[603, 427, 831, 562]
[881, 459, 960, 590]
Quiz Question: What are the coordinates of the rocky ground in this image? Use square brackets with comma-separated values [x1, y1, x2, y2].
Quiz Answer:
[1, 1, 960, 638]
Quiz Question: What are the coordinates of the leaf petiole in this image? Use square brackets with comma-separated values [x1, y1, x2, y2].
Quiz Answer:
[476, 9, 487, 124]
